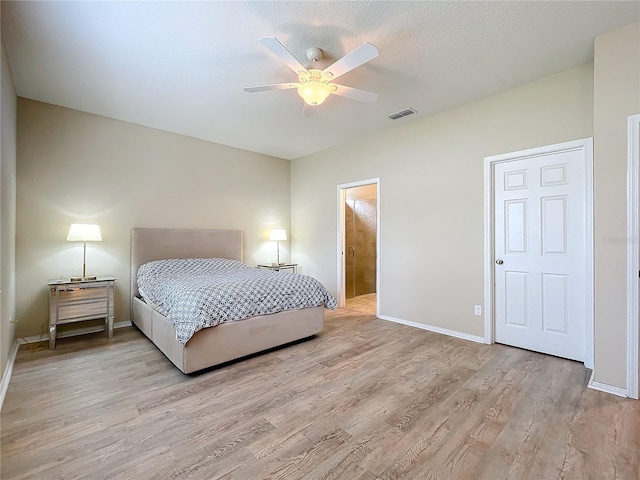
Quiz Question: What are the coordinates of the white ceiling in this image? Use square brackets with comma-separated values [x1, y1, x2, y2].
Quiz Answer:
[2, 1, 638, 160]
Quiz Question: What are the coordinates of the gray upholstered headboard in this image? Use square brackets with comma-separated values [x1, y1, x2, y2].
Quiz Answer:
[130, 228, 243, 300]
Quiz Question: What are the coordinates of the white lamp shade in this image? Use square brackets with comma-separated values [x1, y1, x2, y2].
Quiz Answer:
[67, 224, 102, 242]
[269, 229, 287, 241]
[297, 81, 332, 106]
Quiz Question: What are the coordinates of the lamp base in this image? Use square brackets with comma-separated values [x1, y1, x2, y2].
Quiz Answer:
[70, 275, 97, 282]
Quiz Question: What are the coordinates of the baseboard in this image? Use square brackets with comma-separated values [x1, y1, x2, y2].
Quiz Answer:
[588, 371, 628, 398]
[0, 341, 20, 411]
[377, 314, 486, 344]
[17, 320, 133, 345]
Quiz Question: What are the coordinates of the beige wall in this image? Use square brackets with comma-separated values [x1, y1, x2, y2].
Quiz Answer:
[593, 22, 640, 387]
[1, 45, 17, 375]
[292, 64, 594, 338]
[16, 99, 291, 338]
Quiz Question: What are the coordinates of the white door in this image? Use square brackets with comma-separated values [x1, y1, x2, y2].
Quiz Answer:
[494, 146, 587, 361]
[627, 114, 640, 399]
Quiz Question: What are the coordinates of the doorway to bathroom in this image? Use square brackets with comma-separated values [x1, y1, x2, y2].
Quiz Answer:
[337, 178, 379, 316]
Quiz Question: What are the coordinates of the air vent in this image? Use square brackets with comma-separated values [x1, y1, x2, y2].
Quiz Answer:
[388, 108, 417, 120]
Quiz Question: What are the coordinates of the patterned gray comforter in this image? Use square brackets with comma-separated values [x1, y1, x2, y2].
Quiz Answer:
[137, 258, 336, 344]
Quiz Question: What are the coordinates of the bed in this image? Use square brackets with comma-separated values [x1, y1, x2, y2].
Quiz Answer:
[130, 228, 332, 373]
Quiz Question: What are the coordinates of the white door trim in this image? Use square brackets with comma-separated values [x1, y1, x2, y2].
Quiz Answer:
[336, 178, 380, 315]
[484, 138, 594, 369]
[627, 113, 640, 399]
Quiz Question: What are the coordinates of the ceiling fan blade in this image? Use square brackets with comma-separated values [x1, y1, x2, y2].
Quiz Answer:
[323, 42, 379, 80]
[243, 83, 299, 93]
[332, 84, 379, 103]
[260, 37, 308, 75]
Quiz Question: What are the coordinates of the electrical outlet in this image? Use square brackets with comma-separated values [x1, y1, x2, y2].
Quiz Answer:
[474, 305, 482, 316]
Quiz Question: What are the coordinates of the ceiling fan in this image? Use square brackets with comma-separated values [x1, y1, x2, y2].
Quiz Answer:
[243, 37, 379, 109]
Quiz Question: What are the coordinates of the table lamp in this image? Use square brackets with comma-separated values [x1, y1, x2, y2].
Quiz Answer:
[67, 223, 102, 281]
[269, 228, 287, 265]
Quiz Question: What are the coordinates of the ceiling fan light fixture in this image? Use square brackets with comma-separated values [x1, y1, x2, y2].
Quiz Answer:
[245, 37, 379, 109]
[298, 80, 332, 106]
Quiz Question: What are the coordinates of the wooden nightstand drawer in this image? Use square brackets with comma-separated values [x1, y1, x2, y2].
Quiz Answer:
[58, 300, 109, 322]
[58, 286, 108, 302]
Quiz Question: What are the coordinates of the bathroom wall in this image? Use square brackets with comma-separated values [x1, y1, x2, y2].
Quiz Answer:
[345, 185, 377, 298]
[345, 201, 356, 298]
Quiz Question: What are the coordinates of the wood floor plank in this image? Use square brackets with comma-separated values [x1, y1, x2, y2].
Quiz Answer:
[376, 350, 537, 479]
[2, 309, 638, 479]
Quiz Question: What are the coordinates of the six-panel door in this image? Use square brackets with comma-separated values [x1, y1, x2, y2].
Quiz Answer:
[494, 148, 586, 361]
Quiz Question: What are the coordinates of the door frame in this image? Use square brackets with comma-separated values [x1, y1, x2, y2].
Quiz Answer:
[483, 138, 594, 368]
[336, 178, 380, 315]
[627, 113, 640, 399]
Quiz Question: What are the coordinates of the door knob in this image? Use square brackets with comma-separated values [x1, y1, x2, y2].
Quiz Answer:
[495, 259, 504, 265]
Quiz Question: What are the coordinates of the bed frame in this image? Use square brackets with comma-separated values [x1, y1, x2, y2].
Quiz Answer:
[130, 228, 324, 373]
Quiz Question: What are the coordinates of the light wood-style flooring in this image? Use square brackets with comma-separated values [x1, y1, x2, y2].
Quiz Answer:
[2, 309, 639, 479]
[345, 293, 376, 315]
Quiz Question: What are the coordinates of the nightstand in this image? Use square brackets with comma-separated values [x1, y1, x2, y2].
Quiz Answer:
[257, 264, 298, 273]
[47, 276, 116, 349]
